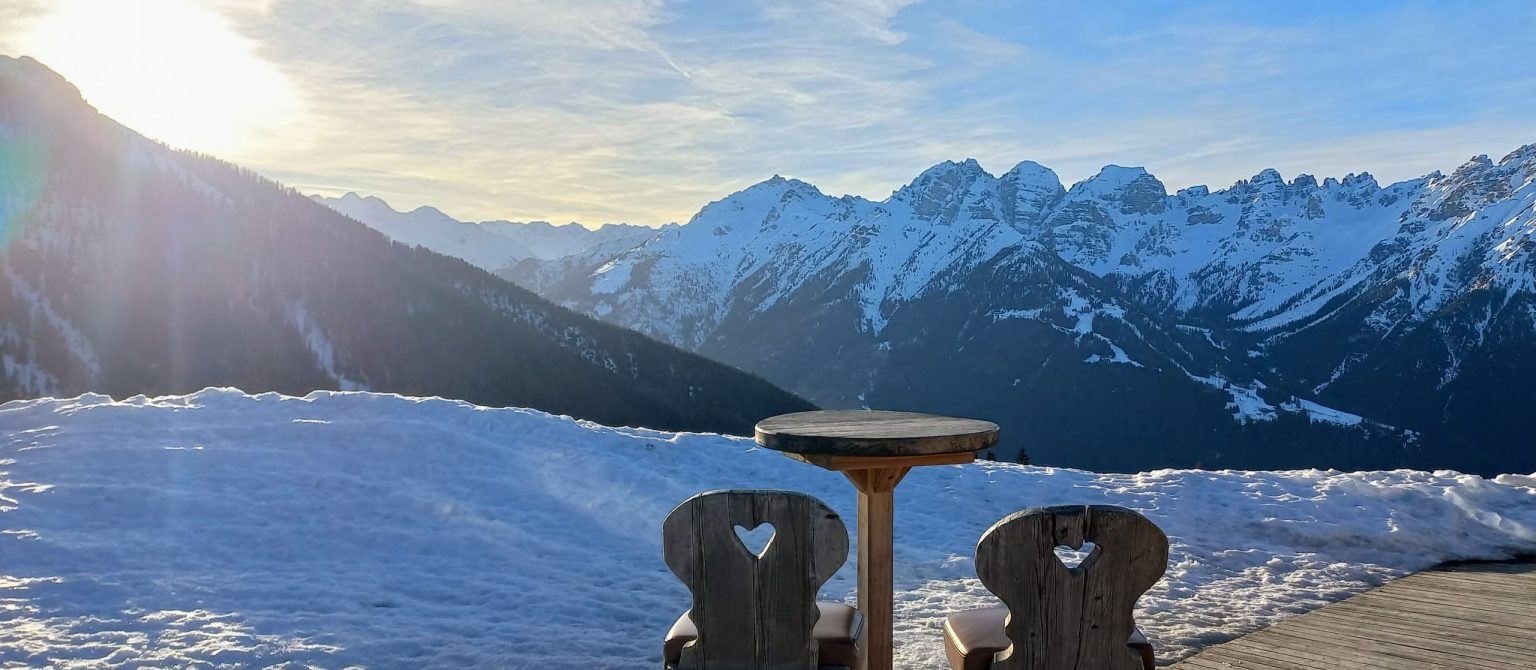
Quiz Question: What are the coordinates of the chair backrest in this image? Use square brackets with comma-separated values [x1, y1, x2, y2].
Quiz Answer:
[975, 505, 1168, 670]
[662, 489, 848, 670]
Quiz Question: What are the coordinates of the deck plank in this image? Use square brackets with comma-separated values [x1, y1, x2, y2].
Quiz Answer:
[1169, 558, 1536, 669]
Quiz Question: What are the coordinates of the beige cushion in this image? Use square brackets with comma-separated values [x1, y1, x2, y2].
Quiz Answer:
[943, 606, 1155, 670]
[664, 601, 865, 668]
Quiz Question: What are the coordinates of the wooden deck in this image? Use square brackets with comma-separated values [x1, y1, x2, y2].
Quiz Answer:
[1170, 558, 1536, 669]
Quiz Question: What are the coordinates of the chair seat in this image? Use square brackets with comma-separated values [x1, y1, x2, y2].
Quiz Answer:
[943, 606, 1155, 670]
[664, 601, 865, 668]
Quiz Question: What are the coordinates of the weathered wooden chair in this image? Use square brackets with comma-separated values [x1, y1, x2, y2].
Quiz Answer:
[662, 489, 865, 670]
[943, 505, 1168, 670]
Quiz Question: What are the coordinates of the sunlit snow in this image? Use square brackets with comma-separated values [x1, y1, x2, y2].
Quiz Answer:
[2, 390, 1533, 668]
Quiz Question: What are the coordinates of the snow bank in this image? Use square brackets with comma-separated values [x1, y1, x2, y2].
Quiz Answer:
[2, 390, 1533, 668]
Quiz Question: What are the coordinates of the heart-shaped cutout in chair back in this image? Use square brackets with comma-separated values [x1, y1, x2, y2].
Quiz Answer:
[1053, 541, 1098, 569]
[734, 522, 776, 558]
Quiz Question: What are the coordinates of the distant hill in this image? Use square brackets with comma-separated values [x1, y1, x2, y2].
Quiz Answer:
[0, 55, 812, 434]
[313, 191, 659, 274]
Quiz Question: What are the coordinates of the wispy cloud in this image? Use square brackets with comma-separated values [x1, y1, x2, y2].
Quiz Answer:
[759, 0, 921, 45]
[4, 0, 1535, 224]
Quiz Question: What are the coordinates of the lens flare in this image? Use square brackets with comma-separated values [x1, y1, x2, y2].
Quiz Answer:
[0, 138, 46, 257]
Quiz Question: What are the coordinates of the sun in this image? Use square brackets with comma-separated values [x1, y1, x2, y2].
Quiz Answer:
[12, 0, 303, 157]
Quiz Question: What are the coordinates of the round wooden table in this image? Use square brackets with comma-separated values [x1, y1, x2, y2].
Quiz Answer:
[755, 410, 1000, 670]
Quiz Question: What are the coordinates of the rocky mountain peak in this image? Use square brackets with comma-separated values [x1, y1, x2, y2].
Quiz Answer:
[1000, 160, 1066, 230]
[1340, 172, 1379, 190]
[1001, 160, 1061, 185]
[1069, 165, 1167, 215]
[891, 158, 1001, 223]
[680, 174, 832, 234]
[1452, 155, 1495, 179]
[728, 174, 826, 206]
[896, 158, 991, 192]
[1500, 143, 1536, 165]
[1427, 155, 1518, 220]
[1087, 164, 1151, 183]
[1251, 168, 1285, 187]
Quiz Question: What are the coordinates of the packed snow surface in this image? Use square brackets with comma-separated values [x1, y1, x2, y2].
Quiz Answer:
[2, 390, 1534, 668]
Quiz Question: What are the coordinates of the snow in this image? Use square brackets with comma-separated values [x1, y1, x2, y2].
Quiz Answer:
[1187, 374, 1276, 423]
[987, 293, 1143, 366]
[331, 151, 1536, 373]
[431, 152, 1536, 411]
[988, 308, 1044, 321]
[3, 390, 1534, 668]
[1221, 383, 1274, 423]
[1176, 324, 1222, 349]
[1084, 337, 1141, 367]
[479, 221, 656, 262]
[319, 193, 536, 272]
[1311, 353, 1364, 395]
[559, 167, 1029, 344]
[1070, 165, 1156, 195]
[288, 303, 366, 391]
[1278, 398, 1364, 427]
[2, 265, 101, 379]
[589, 259, 633, 295]
[1187, 374, 1370, 427]
[0, 353, 55, 397]
[1498, 473, 1536, 489]
[1077, 171, 1415, 325]
[1244, 154, 1536, 337]
[1063, 289, 1096, 334]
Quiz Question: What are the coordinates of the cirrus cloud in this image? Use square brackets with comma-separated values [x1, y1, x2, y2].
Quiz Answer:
[3, 0, 1535, 226]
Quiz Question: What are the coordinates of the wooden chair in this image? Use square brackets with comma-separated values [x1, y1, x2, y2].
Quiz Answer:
[943, 505, 1168, 670]
[662, 489, 865, 670]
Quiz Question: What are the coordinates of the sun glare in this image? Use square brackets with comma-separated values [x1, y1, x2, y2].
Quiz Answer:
[16, 0, 302, 157]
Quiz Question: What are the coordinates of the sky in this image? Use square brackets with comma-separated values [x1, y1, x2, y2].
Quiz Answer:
[3, 0, 1536, 227]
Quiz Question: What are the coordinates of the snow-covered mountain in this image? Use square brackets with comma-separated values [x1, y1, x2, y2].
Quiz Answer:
[315, 192, 659, 274]
[4, 389, 1533, 667]
[0, 56, 810, 434]
[504, 151, 1536, 474]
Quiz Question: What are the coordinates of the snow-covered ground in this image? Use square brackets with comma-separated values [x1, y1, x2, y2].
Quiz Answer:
[2, 390, 1534, 669]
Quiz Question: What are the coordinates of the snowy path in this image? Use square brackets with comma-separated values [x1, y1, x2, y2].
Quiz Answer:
[2, 390, 1534, 668]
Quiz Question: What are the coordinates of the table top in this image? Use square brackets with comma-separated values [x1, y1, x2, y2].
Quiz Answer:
[754, 410, 999, 457]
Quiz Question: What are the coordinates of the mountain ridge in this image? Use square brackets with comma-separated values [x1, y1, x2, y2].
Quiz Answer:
[0, 55, 813, 435]
[470, 147, 1536, 473]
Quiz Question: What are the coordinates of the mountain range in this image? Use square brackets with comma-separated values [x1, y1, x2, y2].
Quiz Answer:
[0, 55, 811, 434]
[329, 149, 1536, 474]
[315, 191, 660, 273]
[6, 51, 1529, 473]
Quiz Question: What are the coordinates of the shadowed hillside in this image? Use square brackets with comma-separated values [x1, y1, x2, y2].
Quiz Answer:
[0, 56, 812, 434]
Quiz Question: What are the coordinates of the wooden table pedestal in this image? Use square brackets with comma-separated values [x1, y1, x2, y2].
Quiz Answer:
[756, 411, 1000, 670]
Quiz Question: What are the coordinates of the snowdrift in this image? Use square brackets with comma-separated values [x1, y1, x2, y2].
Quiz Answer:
[2, 389, 1533, 668]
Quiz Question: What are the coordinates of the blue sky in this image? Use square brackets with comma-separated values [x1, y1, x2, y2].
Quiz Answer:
[4, 0, 1536, 225]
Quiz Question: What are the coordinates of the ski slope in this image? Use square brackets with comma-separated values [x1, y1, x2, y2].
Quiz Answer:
[2, 390, 1533, 668]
